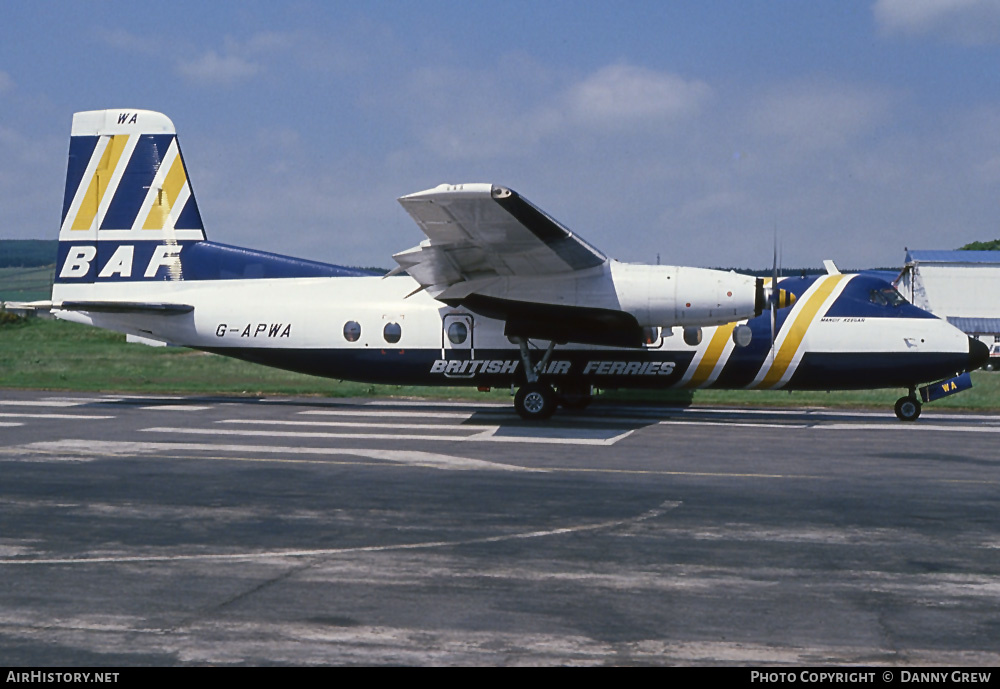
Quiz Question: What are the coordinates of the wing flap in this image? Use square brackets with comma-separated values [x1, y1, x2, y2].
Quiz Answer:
[395, 184, 606, 293]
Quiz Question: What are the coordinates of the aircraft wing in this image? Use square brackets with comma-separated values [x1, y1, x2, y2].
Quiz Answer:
[394, 183, 762, 348]
[393, 184, 607, 296]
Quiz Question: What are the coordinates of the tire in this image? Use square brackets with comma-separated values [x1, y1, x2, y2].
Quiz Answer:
[894, 396, 921, 422]
[514, 383, 557, 420]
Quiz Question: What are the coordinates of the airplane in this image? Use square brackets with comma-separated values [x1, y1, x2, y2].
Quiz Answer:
[25, 108, 989, 421]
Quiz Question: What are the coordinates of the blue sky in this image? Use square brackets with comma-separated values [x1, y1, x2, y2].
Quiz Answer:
[3, 0, 1000, 270]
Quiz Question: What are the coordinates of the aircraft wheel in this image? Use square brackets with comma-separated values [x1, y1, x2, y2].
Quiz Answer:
[894, 396, 921, 422]
[515, 383, 557, 420]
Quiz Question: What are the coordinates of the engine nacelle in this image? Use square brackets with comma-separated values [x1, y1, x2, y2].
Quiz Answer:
[609, 262, 760, 327]
[435, 260, 766, 347]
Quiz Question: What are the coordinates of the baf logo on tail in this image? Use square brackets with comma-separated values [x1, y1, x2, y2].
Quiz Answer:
[60, 243, 185, 281]
[57, 109, 204, 283]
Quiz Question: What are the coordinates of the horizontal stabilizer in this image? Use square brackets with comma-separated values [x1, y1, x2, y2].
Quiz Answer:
[2, 300, 54, 312]
[57, 301, 194, 315]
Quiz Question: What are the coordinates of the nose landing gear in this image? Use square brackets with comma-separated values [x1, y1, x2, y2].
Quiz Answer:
[894, 393, 922, 422]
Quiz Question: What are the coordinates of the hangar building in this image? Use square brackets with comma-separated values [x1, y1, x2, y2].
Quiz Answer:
[896, 250, 1000, 344]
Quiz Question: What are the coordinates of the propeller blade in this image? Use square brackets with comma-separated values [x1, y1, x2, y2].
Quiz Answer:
[770, 231, 778, 360]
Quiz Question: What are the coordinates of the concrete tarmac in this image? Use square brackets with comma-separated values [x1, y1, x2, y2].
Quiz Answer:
[1, 389, 999, 665]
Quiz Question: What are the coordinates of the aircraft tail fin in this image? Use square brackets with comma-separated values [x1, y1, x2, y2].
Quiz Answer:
[56, 109, 206, 284]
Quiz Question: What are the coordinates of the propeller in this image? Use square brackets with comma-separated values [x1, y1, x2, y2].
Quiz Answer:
[770, 234, 778, 357]
[768, 232, 796, 360]
[741, 233, 796, 351]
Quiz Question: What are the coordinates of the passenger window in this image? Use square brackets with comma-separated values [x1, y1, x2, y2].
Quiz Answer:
[383, 322, 402, 344]
[447, 321, 468, 345]
[343, 321, 361, 342]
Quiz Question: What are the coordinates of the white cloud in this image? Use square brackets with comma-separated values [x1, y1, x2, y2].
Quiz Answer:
[874, 0, 1000, 44]
[406, 62, 712, 161]
[98, 28, 304, 86]
[565, 64, 712, 127]
[175, 50, 260, 85]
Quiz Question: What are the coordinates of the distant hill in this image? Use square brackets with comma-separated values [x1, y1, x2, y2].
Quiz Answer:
[0, 240, 58, 268]
[719, 266, 897, 277]
[0, 240, 57, 302]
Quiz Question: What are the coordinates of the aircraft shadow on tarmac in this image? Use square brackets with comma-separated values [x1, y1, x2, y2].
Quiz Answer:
[69, 393, 929, 433]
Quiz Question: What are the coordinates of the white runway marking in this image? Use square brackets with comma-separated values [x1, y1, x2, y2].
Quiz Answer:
[658, 420, 796, 430]
[221, 419, 480, 430]
[139, 405, 211, 411]
[657, 419, 1000, 432]
[17, 439, 545, 472]
[0, 422, 23, 427]
[299, 409, 476, 419]
[0, 413, 115, 420]
[0, 400, 85, 408]
[595, 404, 1000, 424]
[822, 422, 1000, 433]
[143, 425, 632, 446]
[298, 407, 668, 426]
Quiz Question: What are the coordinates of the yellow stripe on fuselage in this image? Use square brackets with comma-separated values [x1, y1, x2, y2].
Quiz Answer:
[757, 274, 846, 389]
[685, 321, 736, 388]
[71, 135, 130, 231]
[143, 152, 187, 230]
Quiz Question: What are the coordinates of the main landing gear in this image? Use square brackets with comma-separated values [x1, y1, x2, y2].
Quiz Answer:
[514, 382, 558, 420]
[513, 382, 592, 420]
[511, 338, 592, 420]
[894, 391, 922, 422]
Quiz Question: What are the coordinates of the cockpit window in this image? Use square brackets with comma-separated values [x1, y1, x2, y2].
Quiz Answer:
[869, 287, 907, 307]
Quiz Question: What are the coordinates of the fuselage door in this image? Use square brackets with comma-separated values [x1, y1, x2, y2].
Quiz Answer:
[442, 313, 474, 359]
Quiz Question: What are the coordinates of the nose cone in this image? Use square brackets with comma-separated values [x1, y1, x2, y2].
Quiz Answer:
[968, 338, 990, 371]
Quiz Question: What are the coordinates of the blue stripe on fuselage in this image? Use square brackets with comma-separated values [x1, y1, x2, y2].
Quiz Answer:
[197, 345, 969, 391]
